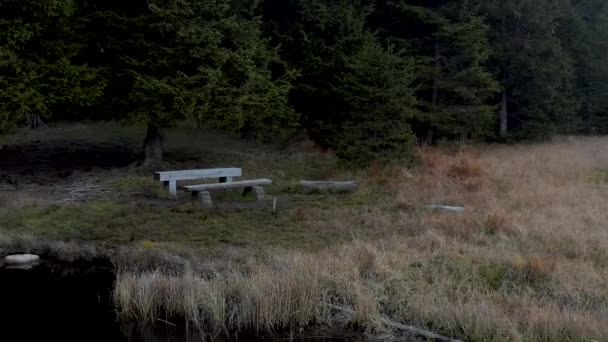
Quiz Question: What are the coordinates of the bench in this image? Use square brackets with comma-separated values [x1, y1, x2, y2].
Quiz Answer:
[154, 167, 242, 198]
[184, 178, 272, 207]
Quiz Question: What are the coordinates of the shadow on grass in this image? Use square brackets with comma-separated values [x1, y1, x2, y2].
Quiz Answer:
[0, 140, 136, 185]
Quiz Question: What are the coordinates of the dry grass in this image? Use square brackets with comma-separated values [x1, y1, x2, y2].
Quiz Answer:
[115, 136, 608, 340]
[114, 243, 388, 335]
[3, 125, 608, 340]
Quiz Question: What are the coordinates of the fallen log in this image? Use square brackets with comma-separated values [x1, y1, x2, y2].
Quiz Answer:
[298, 180, 357, 193]
[325, 304, 462, 342]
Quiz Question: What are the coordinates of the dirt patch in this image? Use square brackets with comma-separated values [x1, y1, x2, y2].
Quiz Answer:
[0, 140, 136, 187]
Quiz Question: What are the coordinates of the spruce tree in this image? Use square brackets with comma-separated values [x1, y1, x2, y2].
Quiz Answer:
[335, 35, 417, 165]
[483, 0, 578, 139]
[557, 0, 608, 133]
[262, 0, 418, 165]
[82, 0, 296, 164]
[0, 0, 105, 131]
[381, 0, 498, 142]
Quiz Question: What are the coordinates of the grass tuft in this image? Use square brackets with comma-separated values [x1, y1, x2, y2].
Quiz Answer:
[448, 152, 484, 180]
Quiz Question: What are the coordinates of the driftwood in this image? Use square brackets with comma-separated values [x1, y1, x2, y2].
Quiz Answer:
[298, 180, 357, 193]
[425, 205, 465, 213]
[326, 304, 462, 342]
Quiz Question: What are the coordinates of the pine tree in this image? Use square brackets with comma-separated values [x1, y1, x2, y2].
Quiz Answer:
[264, 0, 418, 165]
[335, 35, 418, 165]
[0, 0, 105, 131]
[557, 0, 608, 133]
[82, 0, 296, 164]
[381, 0, 498, 142]
[482, 0, 578, 139]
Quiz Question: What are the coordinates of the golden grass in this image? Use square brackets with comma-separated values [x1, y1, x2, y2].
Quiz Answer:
[114, 136, 608, 340]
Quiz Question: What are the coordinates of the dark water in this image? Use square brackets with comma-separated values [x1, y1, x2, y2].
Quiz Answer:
[0, 258, 126, 341]
[0, 258, 358, 342]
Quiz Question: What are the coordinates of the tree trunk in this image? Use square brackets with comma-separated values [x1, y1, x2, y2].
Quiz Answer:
[424, 41, 440, 147]
[584, 99, 593, 134]
[423, 129, 434, 145]
[142, 123, 165, 166]
[432, 42, 440, 107]
[499, 91, 508, 138]
[27, 114, 47, 129]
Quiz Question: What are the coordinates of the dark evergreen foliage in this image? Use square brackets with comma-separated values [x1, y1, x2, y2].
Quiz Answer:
[0, 0, 105, 130]
[1, 0, 607, 165]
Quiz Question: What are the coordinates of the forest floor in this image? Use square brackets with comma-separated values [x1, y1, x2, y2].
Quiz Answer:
[1, 122, 608, 341]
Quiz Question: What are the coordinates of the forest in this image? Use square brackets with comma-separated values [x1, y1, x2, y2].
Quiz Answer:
[1, 0, 608, 166]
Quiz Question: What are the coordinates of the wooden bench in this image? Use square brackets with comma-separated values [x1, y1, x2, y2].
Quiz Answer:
[184, 178, 272, 207]
[154, 167, 242, 198]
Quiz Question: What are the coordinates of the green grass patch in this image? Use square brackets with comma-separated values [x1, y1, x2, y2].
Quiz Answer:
[0, 197, 399, 255]
[586, 169, 608, 184]
[0, 122, 401, 255]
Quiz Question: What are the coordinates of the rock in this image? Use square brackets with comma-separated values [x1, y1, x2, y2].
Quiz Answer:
[4, 254, 40, 265]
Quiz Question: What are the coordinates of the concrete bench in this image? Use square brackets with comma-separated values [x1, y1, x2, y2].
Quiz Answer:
[184, 178, 272, 207]
[154, 167, 242, 198]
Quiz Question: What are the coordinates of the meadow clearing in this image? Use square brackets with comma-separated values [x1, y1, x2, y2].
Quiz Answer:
[1, 123, 607, 341]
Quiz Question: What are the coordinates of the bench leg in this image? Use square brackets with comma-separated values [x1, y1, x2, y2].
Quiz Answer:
[198, 191, 213, 208]
[253, 186, 265, 201]
[164, 181, 178, 199]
